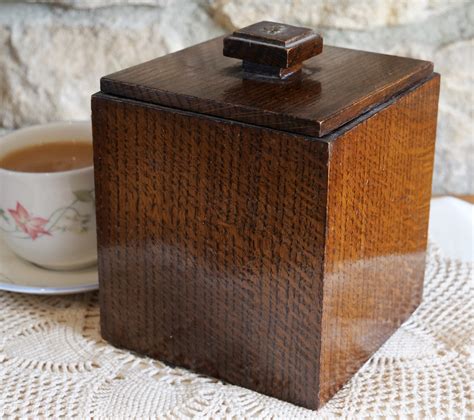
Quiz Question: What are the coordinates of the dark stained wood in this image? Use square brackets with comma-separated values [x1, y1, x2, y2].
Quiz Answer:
[455, 195, 474, 204]
[432, 195, 474, 203]
[319, 74, 440, 403]
[92, 72, 439, 409]
[241, 61, 304, 80]
[223, 21, 323, 78]
[92, 94, 329, 409]
[100, 36, 434, 137]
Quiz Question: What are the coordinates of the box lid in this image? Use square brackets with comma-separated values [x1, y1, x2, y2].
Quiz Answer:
[100, 21, 433, 138]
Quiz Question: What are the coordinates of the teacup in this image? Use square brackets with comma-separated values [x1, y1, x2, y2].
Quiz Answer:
[0, 121, 97, 270]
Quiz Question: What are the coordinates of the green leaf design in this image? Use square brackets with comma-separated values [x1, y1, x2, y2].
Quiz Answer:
[73, 190, 94, 203]
[0, 208, 9, 223]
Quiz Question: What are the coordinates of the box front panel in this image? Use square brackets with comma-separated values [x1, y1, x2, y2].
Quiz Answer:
[320, 75, 440, 404]
[92, 95, 329, 409]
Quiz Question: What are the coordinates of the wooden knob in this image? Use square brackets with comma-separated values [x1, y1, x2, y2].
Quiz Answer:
[223, 21, 323, 79]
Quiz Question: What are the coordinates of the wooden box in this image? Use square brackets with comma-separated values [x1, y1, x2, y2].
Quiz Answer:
[91, 21, 440, 409]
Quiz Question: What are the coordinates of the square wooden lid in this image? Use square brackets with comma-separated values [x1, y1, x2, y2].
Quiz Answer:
[100, 22, 433, 137]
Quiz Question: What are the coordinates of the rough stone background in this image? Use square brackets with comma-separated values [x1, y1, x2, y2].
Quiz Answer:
[0, 0, 472, 193]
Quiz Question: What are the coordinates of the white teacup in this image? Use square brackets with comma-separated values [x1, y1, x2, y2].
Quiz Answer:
[0, 121, 97, 270]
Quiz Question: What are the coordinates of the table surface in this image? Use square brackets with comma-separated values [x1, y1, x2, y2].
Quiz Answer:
[457, 195, 474, 204]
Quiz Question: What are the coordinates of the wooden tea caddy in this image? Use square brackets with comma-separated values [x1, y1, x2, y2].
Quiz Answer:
[92, 21, 440, 409]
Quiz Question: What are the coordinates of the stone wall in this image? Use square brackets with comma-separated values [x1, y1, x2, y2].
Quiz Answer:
[0, 0, 472, 193]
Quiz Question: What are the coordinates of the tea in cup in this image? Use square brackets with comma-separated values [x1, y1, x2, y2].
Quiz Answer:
[0, 121, 97, 270]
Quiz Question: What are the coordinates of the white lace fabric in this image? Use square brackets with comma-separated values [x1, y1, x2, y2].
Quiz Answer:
[0, 243, 472, 419]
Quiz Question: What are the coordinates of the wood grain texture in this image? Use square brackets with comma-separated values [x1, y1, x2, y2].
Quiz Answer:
[92, 74, 439, 409]
[319, 74, 440, 403]
[223, 21, 323, 76]
[92, 95, 329, 409]
[100, 37, 433, 137]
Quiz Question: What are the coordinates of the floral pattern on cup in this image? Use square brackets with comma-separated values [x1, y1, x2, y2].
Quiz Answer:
[0, 190, 95, 240]
[7, 202, 51, 240]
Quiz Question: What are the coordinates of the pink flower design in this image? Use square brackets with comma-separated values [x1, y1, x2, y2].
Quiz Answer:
[8, 202, 51, 240]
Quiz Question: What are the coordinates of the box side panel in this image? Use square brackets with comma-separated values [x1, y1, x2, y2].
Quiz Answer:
[91, 95, 329, 409]
[319, 75, 440, 405]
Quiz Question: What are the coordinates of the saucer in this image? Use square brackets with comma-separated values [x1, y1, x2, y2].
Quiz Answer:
[0, 237, 98, 295]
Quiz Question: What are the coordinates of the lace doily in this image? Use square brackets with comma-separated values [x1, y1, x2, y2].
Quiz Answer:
[0, 243, 472, 418]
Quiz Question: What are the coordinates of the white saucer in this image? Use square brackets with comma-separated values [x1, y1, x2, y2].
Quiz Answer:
[0, 237, 98, 295]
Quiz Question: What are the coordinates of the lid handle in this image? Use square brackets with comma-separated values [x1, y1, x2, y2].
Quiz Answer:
[223, 21, 323, 80]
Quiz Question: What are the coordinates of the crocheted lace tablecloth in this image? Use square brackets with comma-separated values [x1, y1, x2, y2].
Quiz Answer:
[0, 201, 473, 418]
